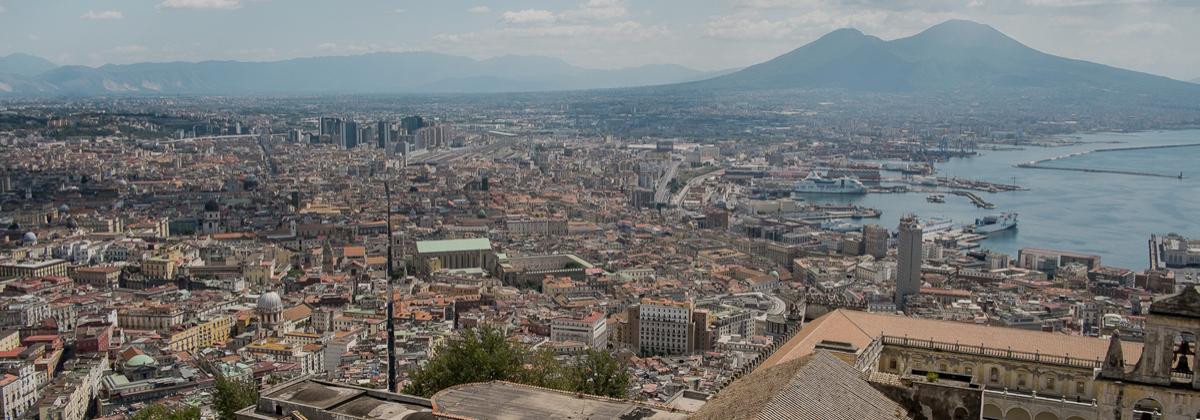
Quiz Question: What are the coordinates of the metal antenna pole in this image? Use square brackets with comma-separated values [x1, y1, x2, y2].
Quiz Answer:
[385, 181, 398, 392]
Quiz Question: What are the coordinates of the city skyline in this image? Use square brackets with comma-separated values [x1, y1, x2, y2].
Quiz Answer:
[1, 0, 1199, 80]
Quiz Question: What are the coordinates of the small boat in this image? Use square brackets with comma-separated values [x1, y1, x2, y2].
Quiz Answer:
[926, 194, 945, 203]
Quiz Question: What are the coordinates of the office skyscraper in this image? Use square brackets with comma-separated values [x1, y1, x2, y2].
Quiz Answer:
[342, 120, 359, 149]
[320, 117, 339, 137]
[377, 121, 391, 149]
[401, 115, 425, 135]
[895, 214, 922, 308]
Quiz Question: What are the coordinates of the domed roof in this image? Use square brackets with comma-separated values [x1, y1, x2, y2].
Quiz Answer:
[204, 199, 220, 212]
[58, 204, 70, 212]
[21, 232, 36, 244]
[258, 291, 283, 312]
[127, 354, 157, 367]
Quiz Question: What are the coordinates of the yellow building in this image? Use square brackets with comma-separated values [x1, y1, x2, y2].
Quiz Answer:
[165, 315, 233, 353]
[141, 257, 177, 280]
[0, 330, 19, 352]
[0, 260, 68, 279]
[70, 266, 121, 288]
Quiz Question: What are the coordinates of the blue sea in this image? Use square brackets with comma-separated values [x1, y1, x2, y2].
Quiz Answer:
[801, 130, 1200, 270]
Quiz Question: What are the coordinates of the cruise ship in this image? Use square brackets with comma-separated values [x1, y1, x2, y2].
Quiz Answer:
[972, 212, 1018, 234]
[793, 172, 867, 194]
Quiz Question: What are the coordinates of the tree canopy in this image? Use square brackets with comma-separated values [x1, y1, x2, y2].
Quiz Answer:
[130, 403, 200, 420]
[403, 325, 631, 399]
[213, 375, 260, 420]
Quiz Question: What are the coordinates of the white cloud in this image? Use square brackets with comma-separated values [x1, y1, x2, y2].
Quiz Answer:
[499, 1, 628, 25]
[81, 10, 124, 20]
[436, 20, 669, 45]
[501, 9, 557, 24]
[158, 0, 241, 10]
[561, 0, 627, 21]
[468, 6, 490, 14]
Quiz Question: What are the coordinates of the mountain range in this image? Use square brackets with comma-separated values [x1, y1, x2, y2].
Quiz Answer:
[680, 20, 1199, 97]
[0, 19, 1197, 98]
[0, 53, 730, 95]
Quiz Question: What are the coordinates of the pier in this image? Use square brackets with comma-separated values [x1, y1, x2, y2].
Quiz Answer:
[1017, 163, 1184, 179]
[950, 190, 996, 209]
[1093, 142, 1200, 153]
[1015, 142, 1197, 179]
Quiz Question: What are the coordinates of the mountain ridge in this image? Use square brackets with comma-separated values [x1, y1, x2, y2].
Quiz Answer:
[680, 19, 1200, 97]
[1, 21, 1195, 98]
[0, 53, 57, 77]
[0, 51, 730, 95]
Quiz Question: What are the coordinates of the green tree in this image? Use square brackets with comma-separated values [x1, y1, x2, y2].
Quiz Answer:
[403, 325, 632, 399]
[130, 403, 200, 420]
[514, 349, 568, 390]
[404, 325, 528, 397]
[569, 349, 632, 398]
[213, 376, 260, 420]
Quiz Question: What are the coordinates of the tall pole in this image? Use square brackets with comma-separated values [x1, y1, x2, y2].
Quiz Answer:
[385, 181, 398, 392]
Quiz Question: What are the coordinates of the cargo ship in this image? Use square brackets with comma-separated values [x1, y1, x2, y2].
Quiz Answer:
[972, 213, 1018, 234]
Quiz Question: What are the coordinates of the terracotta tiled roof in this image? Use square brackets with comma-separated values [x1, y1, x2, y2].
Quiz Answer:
[281, 304, 313, 322]
[762, 309, 1142, 370]
[692, 352, 908, 420]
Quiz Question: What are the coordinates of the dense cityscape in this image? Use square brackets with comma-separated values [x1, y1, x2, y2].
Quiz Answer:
[2, 2, 1200, 420]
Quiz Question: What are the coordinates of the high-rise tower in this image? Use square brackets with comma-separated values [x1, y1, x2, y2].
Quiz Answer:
[895, 214, 923, 309]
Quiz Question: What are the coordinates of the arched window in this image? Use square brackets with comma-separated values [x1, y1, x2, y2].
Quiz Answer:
[1046, 376, 1056, 391]
[990, 367, 1001, 384]
[1133, 398, 1164, 420]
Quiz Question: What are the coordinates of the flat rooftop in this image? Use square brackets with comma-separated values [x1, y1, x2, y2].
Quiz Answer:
[244, 379, 434, 420]
[431, 381, 689, 420]
[415, 238, 491, 254]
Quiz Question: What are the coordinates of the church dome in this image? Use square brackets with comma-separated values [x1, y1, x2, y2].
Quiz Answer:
[257, 291, 283, 312]
[204, 199, 220, 212]
[21, 232, 36, 244]
[127, 354, 157, 368]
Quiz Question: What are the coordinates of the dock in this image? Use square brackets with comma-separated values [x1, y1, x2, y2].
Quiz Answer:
[1093, 142, 1200, 153]
[1017, 163, 1183, 179]
[950, 191, 996, 209]
[1015, 142, 1196, 179]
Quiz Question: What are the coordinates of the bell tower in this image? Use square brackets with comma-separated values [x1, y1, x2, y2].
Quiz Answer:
[1129, 286, 1200, 388]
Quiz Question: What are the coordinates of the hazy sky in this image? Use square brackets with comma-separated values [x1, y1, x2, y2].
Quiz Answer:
[0, 0, 1196, 80]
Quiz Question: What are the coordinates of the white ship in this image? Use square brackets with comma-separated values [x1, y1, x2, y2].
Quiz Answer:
[972, 212, 1018, 234]
[793, 172, 867, 194]
[922, 217, 956, 234]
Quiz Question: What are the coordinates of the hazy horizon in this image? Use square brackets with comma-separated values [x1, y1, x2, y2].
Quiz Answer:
[0, 0, 1198, 80]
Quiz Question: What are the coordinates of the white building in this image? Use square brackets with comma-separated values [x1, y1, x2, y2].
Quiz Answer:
[0, 363, 42, 420]
[551, 312, 608, 349]
[638, 298, 693, 356]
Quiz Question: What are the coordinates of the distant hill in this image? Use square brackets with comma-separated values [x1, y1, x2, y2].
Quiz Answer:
[0, 53, 57, 77]
[681, 20, 1200, 98]
[0, 52, 726, 95]
[1191, 77, 1200, 84]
